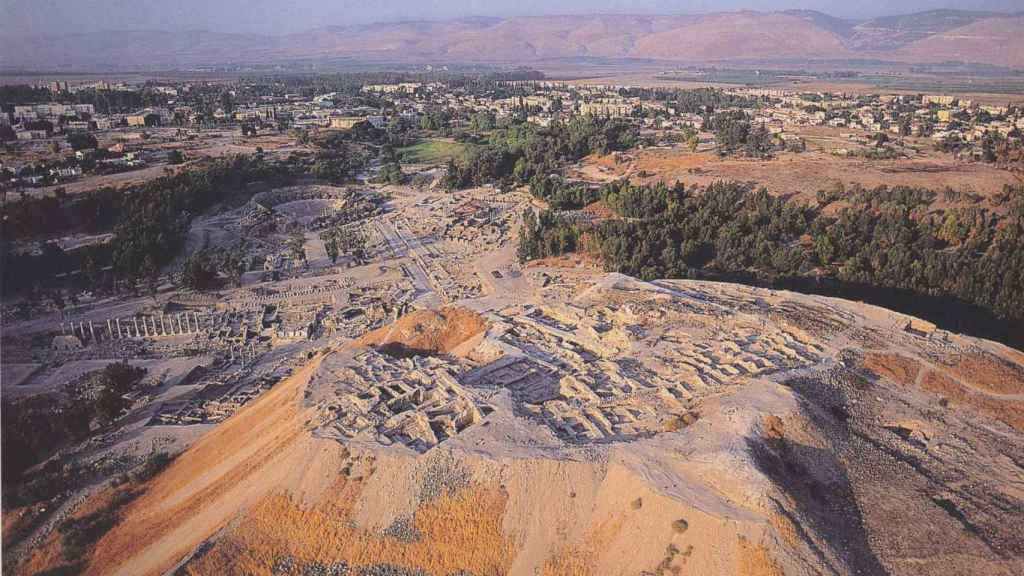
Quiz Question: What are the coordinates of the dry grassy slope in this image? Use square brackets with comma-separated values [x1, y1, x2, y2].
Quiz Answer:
[83, 353, 346, 576]
[863, 350, 1024, 432]
[629, 12, 851, 60]
[575, 148, 1022, 206]
[179, 421, 800, 576]
[896, 15, 1024, 67]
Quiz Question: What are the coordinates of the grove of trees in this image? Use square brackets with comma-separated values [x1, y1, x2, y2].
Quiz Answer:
[2, 362, 146, 486]
[706, 111, 778, 158]
[321, 224, 367, 264]
[2, 155, 298, 296]
[519, 179, 1024, 348]
[443, 115, 638, 190]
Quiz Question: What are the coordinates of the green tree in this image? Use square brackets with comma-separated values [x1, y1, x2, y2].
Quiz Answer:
[181, 251, 219, 291]
[67, 132, 98, 151]
[287, 231, 307, 262]
[325, 238, 339, 263]
[95, 385, 129, 423]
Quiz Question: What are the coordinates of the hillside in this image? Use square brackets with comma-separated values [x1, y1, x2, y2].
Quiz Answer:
[2, 9, 1023, 71]
[895, 15, 1024, 68]
[847, 9, 1005, 50]
[17, 274, 1023, 576]
[628, 12, 851, 61]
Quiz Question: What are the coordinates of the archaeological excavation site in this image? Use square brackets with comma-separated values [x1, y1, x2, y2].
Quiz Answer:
[4, 67, 1024, 576]
[5, 174, 1022, 576]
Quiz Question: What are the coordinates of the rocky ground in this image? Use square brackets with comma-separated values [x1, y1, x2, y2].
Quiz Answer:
[20, 270, 1018, 576]
[5, 181, 1023, 576]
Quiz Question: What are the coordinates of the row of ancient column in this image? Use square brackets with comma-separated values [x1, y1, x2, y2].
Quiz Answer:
[60, 311, 204, 342]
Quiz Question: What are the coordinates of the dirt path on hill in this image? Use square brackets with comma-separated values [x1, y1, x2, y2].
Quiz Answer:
[85, 353, 343, 576]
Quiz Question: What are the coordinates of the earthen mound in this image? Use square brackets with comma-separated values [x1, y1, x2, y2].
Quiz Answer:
[357, 307, 488, 357]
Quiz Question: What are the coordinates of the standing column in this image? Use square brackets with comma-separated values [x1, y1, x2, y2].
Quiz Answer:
[133, 317, 140, 338]
[80, 321, 87, 339]
[107, 319, 114, 339]
[116, 318, 123, 339]
[193, 312, 200, 333]
[61, 322, 66, 335]
[183, 313, 191, 333]
[142, 318, 149, 337]
[89, 321, 96, 341]
[151, 317, 158, 336]
[160, 314, 167, 335]
[176, 314, 183, 334]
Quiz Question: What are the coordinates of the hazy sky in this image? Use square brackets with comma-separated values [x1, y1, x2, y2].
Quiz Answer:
[4, 0, 1021, 36]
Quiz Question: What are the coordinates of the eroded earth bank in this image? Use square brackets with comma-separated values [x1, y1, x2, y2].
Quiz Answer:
[24, 272, 1023, 576]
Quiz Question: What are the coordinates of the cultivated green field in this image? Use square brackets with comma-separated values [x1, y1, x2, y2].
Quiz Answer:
[397, 139, 473, 164]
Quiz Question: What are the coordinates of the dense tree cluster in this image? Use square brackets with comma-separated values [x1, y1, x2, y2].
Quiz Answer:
[597, 86, 765, 114]
[314, 121, 407, 148]
[977, 129, 1024, 168]
[2, 155, 296, 296]
[376, 162, 406, 185]
[517, 209, 580, 262]
[181, 248, 227, 289]
[308, 133, 377, 180]
[2, 362, 146, 485]
[666, 87, 765, 114]
[321, 224, 367, 264]
[443, 115, 637, 190]
[92, 362, 148, 423]
[1, 84, 177, 115]
[529, 177, 600, 210]
[706, 111, 779, 157]
[67, 132, 99, 151]
[0, 85, 52, 107]
[1, 143, 378, 299]
[518, 180, 1024, 347]
[108, 156, 293, 280]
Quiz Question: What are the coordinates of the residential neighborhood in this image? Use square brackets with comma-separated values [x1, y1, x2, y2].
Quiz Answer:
[3, 75, 1023, 193]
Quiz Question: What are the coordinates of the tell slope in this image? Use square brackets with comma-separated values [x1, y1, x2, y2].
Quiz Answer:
[50, 274, 1024, 576]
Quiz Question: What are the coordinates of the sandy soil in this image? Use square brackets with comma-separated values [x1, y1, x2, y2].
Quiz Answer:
[863, 350, 1024, 432]
[19, 272, 1021, 576]
[84, 353, 343, 576]
[356, 306, 488, 357]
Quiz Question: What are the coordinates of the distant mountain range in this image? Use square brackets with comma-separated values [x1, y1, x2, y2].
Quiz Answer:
[2, 9, 1023, 71]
